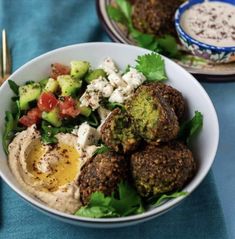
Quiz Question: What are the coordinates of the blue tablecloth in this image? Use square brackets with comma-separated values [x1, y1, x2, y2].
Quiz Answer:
[0, 0, 233, 238]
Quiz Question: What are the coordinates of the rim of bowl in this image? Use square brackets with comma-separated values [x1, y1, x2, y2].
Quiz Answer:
[0, 42, 220, 224]
[175, 0, 235, 52]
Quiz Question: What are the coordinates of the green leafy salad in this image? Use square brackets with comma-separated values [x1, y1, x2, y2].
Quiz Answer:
[3, 53, 203, 218]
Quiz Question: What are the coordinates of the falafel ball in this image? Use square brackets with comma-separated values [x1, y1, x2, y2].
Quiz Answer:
[131, 0, 182, 36]
[147, 82, 186, 121]
[130, 141, 196, 198]
[79, 151, 129, 205]
[100, 108, 141, 153]
[125, 84, 179, 143]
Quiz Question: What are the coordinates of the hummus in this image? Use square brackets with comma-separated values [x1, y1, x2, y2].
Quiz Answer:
[8, 125, 83, 214]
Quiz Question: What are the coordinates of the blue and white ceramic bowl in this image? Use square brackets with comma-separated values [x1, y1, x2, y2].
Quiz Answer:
[175, 0, 235, 63]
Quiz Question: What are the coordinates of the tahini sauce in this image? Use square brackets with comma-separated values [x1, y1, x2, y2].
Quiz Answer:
[180, 1, 235, 47]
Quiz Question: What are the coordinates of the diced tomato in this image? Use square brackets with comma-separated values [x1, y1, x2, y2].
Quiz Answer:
[50, 63, 70, 79]
[38, 92, 58, 112]
[19, 107, 42, 127]
[58, 96, 80, 118]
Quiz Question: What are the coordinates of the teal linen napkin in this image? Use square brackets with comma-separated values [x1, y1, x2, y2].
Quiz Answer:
[0, 0, 228, 238]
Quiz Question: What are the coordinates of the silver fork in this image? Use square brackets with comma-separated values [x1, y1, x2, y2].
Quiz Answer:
[0, 29, 11, 85]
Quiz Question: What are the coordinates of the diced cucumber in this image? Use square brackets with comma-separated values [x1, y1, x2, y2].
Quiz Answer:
[19, 83, 41, 110]
[44, 78, 59, 93]
[77, 102, 92, 117]
[57, 75, 82, 96]
[42, 107, 62, 127]
[70, 61, 90, 79]
[85, 69, 106, 84]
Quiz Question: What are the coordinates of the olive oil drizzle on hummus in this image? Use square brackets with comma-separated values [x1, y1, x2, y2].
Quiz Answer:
[26, 140, 79, 192]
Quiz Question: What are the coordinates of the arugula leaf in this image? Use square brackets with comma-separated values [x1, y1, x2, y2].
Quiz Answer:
[2, 100, 21, 154]
[135, 53, 167, 81]
[93, 144, 110, 156]
[3, 112, 16, 153]
[75, 182, 144, 218]
[154, 191, 188, 206]
[8, 80, 19, 95]
[178, 111, 203, 145]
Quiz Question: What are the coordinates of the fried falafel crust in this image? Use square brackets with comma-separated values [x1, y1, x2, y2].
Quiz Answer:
[100, 108, 141, 153]
[78, 151, 129, 205]
[125, 84, 179, 143]
[146, 82, 186, 121]
[130, 141, 196, 198]
[131, 0, 182, 36]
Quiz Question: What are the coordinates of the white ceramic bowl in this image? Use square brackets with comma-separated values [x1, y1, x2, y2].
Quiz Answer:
[0, 42, 219, 228]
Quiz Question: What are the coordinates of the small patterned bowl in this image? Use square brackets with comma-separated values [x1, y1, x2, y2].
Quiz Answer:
[175, 0, 235, 63]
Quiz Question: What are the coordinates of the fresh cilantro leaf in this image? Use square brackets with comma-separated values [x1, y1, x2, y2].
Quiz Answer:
[8, 80, 19, 95]
[135, 53, 167, 81]
[89, 191, 112, 206]
[154, 191, 188, 206]
[93, 144, 110, 156]
[75, 182, 144, 218]
[107, 5, 127, 24]
[178, 111, 203, 145]
[75, 206, 118, 218]
[130, 28, 158, 51]
[157, 35, 181, 58]
[115, 0, 132, 23]
[111, 181, 145, 216]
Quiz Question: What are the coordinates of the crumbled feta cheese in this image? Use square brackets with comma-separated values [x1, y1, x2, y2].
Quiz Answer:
[122, 67, 146, 89]
[109, 85, 133, 103]
[85, 145, 98, 158]
[80, 90, 101, 110]
[108, 72, 127, 88]
[99, 57, 119, 75]
[79, 77, 113, 110]
[76, 122, 100, 148]
[87, 77, 113, 96]
[109, 88, 125, 103]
